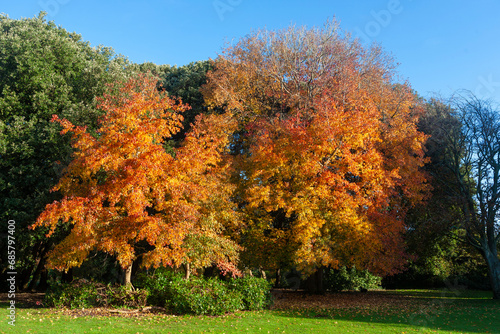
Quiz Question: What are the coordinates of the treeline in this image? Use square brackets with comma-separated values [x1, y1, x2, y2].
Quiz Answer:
[1, 13, 499, 298]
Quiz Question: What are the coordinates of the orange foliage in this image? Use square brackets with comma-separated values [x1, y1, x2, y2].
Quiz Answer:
[32, 74, 240, 275]
[203, 22, 429, 276]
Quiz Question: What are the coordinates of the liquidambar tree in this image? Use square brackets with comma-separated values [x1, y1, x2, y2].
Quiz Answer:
[203, 21, 429, 280]
[32, 74, 241, 285]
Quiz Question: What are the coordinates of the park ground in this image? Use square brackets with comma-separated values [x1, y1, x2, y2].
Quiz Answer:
[1, 289, 499, 333]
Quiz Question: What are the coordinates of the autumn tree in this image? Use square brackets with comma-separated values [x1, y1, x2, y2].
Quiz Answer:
[203, 21, 429, 284]
[172, 111, 242, 278]
[32, 74, 241, 286]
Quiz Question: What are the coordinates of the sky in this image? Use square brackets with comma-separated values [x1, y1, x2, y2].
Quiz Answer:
[2, 0, 500, 102]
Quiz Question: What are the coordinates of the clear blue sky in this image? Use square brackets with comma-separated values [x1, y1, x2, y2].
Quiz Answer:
[2, 0, 500, 102]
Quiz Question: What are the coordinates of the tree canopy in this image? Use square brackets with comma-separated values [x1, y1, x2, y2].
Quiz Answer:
[32, 74, 241, 283]
[202, 21, 430, 276]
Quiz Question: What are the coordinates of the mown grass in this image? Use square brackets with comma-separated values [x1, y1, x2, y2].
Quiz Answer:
[1, 289, 499, 333]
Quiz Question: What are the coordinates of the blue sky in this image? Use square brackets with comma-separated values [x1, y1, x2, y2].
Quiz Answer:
[2, 0, 500, 102]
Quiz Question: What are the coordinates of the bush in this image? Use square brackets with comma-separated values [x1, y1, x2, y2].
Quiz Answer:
[137, 270, 273, 315]
[325, 267, 381, 292]
[167, 276, 244, 315]
[45, 280, 103, 308]
[134, 268, 178, 307]
[44, 279, 148, 308]
[106, 285, 149, 307]
[229, 276, 272, 310]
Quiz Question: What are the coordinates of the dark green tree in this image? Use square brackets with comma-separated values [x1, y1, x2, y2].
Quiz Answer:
[128, 61, 171, 79]
[0, 12, 130, 290]
[161, 60, 212, 138]
[129, 60, 213, 136]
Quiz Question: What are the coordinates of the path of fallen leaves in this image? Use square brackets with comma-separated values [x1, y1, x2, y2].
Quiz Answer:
[0, 290, 432, 318]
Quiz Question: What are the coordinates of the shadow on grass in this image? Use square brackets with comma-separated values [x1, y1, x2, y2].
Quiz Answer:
[272, 289, 500, 333]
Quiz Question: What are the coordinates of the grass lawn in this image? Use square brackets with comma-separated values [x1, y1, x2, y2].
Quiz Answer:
[1, 289, 499, 333]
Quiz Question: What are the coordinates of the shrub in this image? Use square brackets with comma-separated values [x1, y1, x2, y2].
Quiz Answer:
[137, 270, 273, 315]
[45, 280, 104, 308]
[325, 266, 381, 292]
[229, 276, 273, 310]
[106, 285, 149, 307]
[134, 268, 178, 307]
[44, 279, 148, 308]
[166, 275, 244, 315]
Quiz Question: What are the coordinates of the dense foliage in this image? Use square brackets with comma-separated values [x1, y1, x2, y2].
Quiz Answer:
[203, 21, 429, 278]
[136, 270, 272, 315]
[0, 12, 130, 290]
[31, 74, 241, 284]
[325, 267, 382, 292]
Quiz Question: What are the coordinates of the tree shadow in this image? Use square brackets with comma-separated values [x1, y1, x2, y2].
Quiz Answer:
[272, 289, 499, 333]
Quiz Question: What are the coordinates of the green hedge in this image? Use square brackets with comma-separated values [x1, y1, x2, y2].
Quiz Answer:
[167, 276, 244, 315]
[134, 269, 176, 307]
[137, 270, 272, 315]
[228, 275, 272, 311]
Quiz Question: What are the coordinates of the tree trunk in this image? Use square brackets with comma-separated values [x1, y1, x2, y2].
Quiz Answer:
[244, 268, 254, 277]
[38, 269, 48, 291]
[483, 248, 500, 299]
[184, 263, 191, 280]
[122, 264, 133, 289]
[274, 268, 281, 288]
[304, 267, 325, 294]
[26, 256, 47, 291]
[62, 268, 74, 283]
[259, 267, 266, 279]
[25, 242, 51, 291]
[19, 264, 36, 291]
[19, 242, 45, 290]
